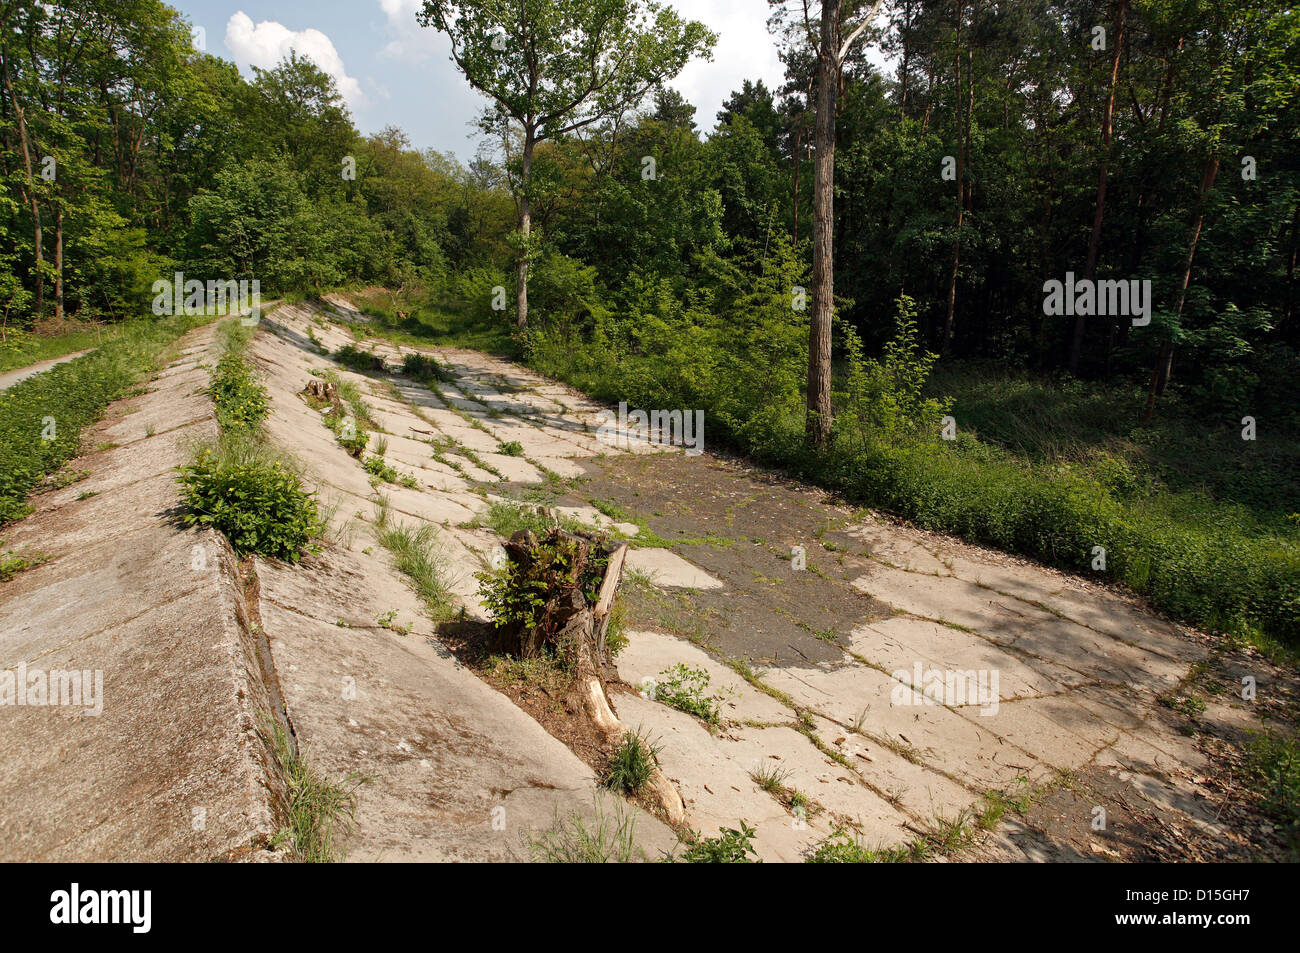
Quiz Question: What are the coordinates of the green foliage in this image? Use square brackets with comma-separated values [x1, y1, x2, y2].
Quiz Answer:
[401, 352, 453, 383]
[838, 296, 950, 444]
[177, 440, 322, 562]
[477, 527, 611, 655]
[601, 730, 659, 795]
[210, 334, 269, 433]
[805, 827, 909, 863]
[673, 822, 759, 863]
[652, 663, 723, 726]
[1246, 730, 1300, 853]
[416, 1, 716, 148]
[498, 440, 524, 457]
[0, 550, 46, 582]
[334, 344, 384, 373]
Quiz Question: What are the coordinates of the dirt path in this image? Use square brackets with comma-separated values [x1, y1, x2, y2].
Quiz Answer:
[0, 348, 95, 392]
[249, 300, 1297, 861]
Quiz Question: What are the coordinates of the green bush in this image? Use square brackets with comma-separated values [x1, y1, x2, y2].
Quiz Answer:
[674, 822, 759, 863]
[401, 352, 452, 383]
[653, 663, 723, 726]
[210, 349, 268, 433]
[1246, 730, 1300, 853]
[177, 441, 321, 561]
[333, 344, 384, 373]
[477, 527, 611, 658]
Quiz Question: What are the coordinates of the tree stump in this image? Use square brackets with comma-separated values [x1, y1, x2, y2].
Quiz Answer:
[500, 527, 626, 670]
[492, 524, 685, 825]
[301, 378, 338, 403]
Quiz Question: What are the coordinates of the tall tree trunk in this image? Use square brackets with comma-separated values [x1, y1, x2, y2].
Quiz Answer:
[515, 129, 534, 330]
[898, 2, 912, 118]
[921, 64, 934, 134]
[806, 0, 839, 448]
[792, 127, 801, 244]
[1284, 202, 1299, 340]
[1069, 0, 1127, 376]
[941, 5, 965, 354]
[2, 49, 43, 316]
[1142, 155, 1219, 420]
[53, 203, 63, 321]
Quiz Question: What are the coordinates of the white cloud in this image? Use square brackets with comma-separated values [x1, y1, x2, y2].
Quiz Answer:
[225, 11, 365, 110]
[665, 0, 787, 132]
[378, 0, 445, 61]
[665, 0, 892, 131]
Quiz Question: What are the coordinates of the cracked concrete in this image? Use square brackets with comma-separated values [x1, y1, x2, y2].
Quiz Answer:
[0, 295, 1248, 863]
[254, 298, 1231, 863]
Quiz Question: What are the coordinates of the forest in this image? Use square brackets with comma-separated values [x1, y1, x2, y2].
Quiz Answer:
[2, 0, 1298, 647]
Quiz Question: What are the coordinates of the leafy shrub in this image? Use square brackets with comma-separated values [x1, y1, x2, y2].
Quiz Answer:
[333, 344, 384, 373]
[652, 663, 724, 726]
[498, 440, 524, 457]
[674, 822, 759, 863]
[1246, 730, 1300, 853]
[837, 295, 950, 444]
[448, 266, 513, 326]
[362, 454, 416, 487]
[401, 352, 452, 383]
[334, 418, 368, 456]
[177, 441, 321, 561]
[477, 527, 612, 659]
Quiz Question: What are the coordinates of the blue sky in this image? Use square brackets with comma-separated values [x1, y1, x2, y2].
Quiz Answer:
[171, 1, 796, 161]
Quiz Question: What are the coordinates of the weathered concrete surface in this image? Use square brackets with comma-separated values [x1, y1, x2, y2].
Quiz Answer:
[0, 323, 284, 861]
[0, 296, 1252, 863]
[626, 548, 725, 590]
[247, 309, 679, 860]
[256, 299, 1244, 862]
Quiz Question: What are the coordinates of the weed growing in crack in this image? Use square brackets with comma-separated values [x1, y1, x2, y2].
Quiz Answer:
[530, 798, 643, 863]
[652, 663, 729, 727]
[265, 720, 360, 863]
[602, 728, 660, 796]
[670, 822, 759, 863]
[373, 514, 455, 621]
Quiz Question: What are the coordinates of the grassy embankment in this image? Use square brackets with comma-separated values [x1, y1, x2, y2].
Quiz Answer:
[0, 315, 208, 529]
